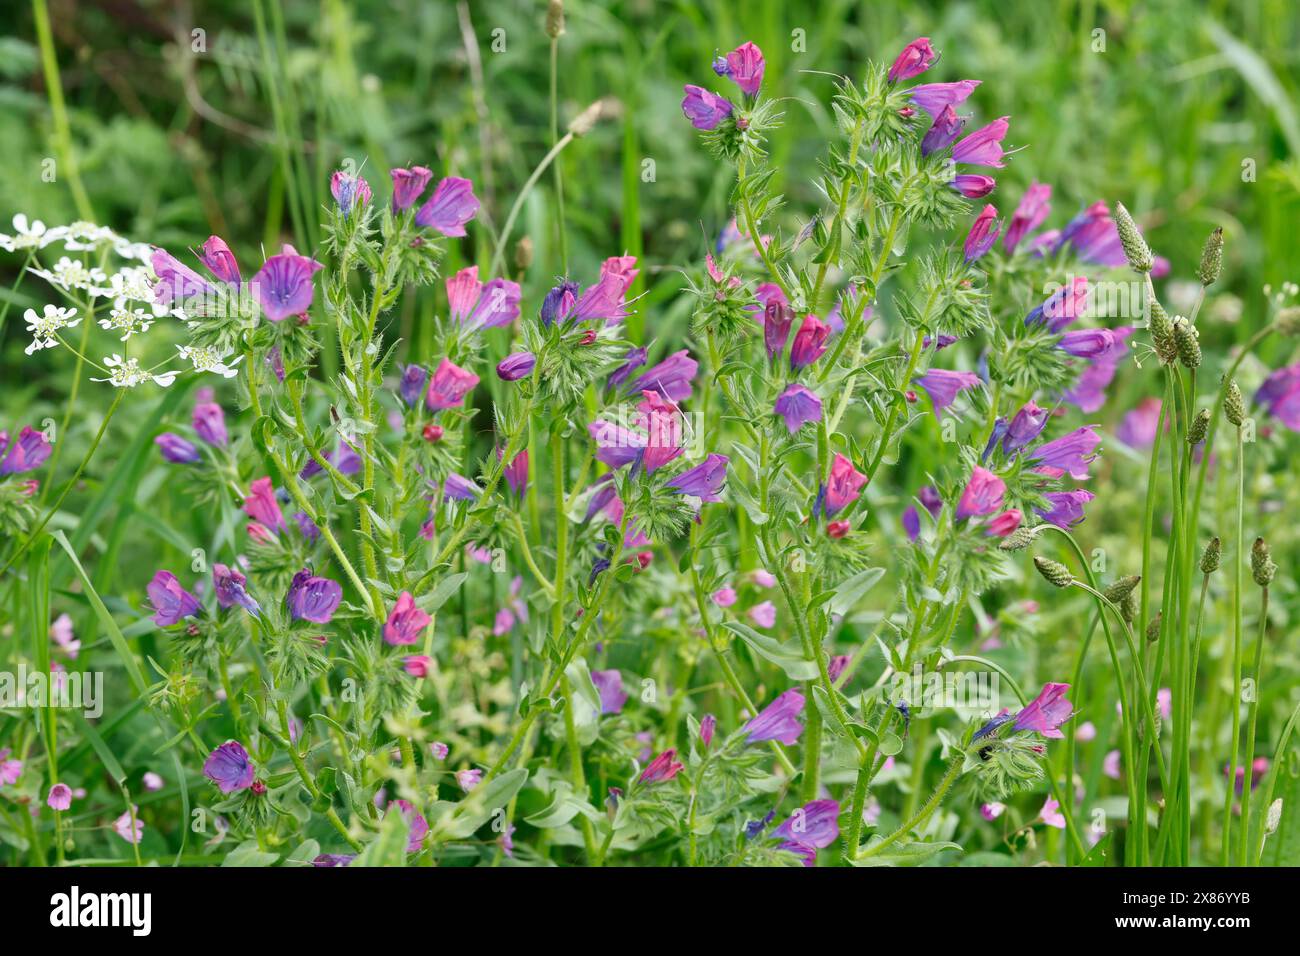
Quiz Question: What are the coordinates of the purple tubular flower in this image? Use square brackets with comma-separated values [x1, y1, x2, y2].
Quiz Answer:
[497, 351, 536, 381]
[902, 485, 942, 540]
[820, 453, 867, 516]
[156, 433, 200, 464]
[955, 466, 1006, 521]
[330, 170, 372, 218]
[1003, 182, 1051, 253]
[442, 473, 481, 502]
[425, 358, 479, 411]
[313, 854, 355, 868]
[389, 799, 429, 853]
[888, 36, 936, 83]
[1013, 682, 1073, 738]
[1028, 426, 1102, 480]
[964, 204, 1000, 262]
[913, 368, 981, 418]
[1001, 401, 1049, 456]
[192, 402, 228, 447]
[742, 688, 805, 745]
[503, 449, 528, 497]
[252, 246, 323, 322]
[789, 315, 830, 370]
[724, 41, 765, 96]
[908, 79, 981, 118]
[390, 166, 432, 211]
[1062, 327, 1131, 412]
[0, 426, 51, 474]
[921, 104, 964, 156]
[681, 84, 734, 130]
[827, 655, 851, 684]
[199, 236, 241, 285]
[1025, 277, 1089, 332]
[384, 591, 431, 646]
[285, 569, 342, 624]
[203, 741, 255, 793]
[606, 346, 648, 394]
[1059, 328, 1116, 358]
[1035, 489, 1096, 528]
[951, 174, 996, 198]
[150, 247, 214, 304]
[415, 177, 480, 236]
[294, 511, 320, 542]
[666, 453, 729, 502]
[213, 563, 260, 617]
[146, 570, 202, 627]
[540, 280, 579, 326]
[981, 417, 1009, 462]
[467, 277, 521, 329]
[639, 749, 684, 784]
[572, 256, 639, 325]
[951, 116, 1010, 168]
[627, 349, 698, 402]
[591, 669, 628, 715]
[763, 298, 795, 360]
[399, 364, 428, 407]
[774, 384, 822, 433]
[589, 420, 645, 469]
[700, 714, 717, 748]
[243, 477, 286, 532]
[772, 799, 841, 862]
[1116, 397, 1163, 448]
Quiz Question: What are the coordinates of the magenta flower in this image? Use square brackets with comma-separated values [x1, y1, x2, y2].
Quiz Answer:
[1059, 328, 1116, 358]
[243, 476, 286, 532]
[497, 351, 536, 381]
[0, 749, 22, 785]
[192, 402, 228, 446]
[389, 798, 429, 853]
[441, 473, 481, 502]
[492, 576, 529, 636]
[1002, 401, 1049, 456]
[723, 41, 765, 95]
[251, 245, 323, 322]
[425, 357, 479, 411]
[330, 169, 371, 217]
[639, 391, 685, 474]
[146, 570, 201, 627]
[639, 749, 685, 784]
[1014, 682, 1074, 738]
[985, 509, 1023, 537]
[964, 204, 1000, 262]
[712, 586, 737, 607]
[742, 688, 805, 745]
[1256, 363, 1300, 430]
[952, 116, 1010, 168]
[1039, 797, 1066, 829]
[908, 79, 980, 118]
[213, 563, 261, 617]
[681, 84, 734, 130]
[773, 799, 840, 865]
[0, 426, 51, 474]
[1062, 327, 1132, 412]
[1036, 489, 1096, 528]
[700, 714, 716, 748]
[1116, 397, 1163, 448]
[571, 256, 640, 324]
[762, 296, 795, 360]
[113, 807, 144, 844]
[591, 669, 628, 715]
[627, 349, 698, 403]
[956, 466, 1006, 521]
[589, 419, 645, 468]
[952, 174, 996, 198]
[748, 600, 777, 629]
[384, 591, 431, 646]
[47, 783, 72, 811]
[199, 235, 241, 285]
[790, 315, 830, 369]
[819, 452, 867, 516]
[1026, 276, 1089, 332]
[151, 247, 214, 304]
[774, 384, 822, 433]
[286, 569, 342, 624]
[921, 104, 964, 156]
[502, 448, 529, 497]
[828, 655, 851, 684]
[456, 768, 483, 792]
[1004, 182, 1052, 253]
[203, 741, 255, 793]
[416, 177, 480, 237]
[666, 453, 729, 501]
[913, 368, 981, 418]
[156, 433, 200, 464]
[888, 37, 936, 83]
[1028, 426, 1101, 480]
[390, 166, 432, 211]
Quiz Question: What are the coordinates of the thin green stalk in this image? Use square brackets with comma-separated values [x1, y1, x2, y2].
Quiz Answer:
[1238, 586, 1268, 865]
[1222, 429, 1245, 866]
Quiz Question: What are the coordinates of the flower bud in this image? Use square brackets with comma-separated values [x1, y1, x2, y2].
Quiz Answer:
[999, 524, 1038, 552]
[1114, 202, 1154, 273]
[1251, 537, 1276, 587]
[1149, 297, 1176, 364]
[1224, 380, 1246, 427]
[1173, 317, 1201, 369]
[1146, 612, 1162, 643]
[545, 0, 565, 38]
[1187, 408, 1210, 445]
[1033, 556, 1072, 588]
[1103, 574, 1141, 604]
[1197, 227, 1224, 286]
[1200, 536, 1221, 575]
[1275, 306, 1300, 337]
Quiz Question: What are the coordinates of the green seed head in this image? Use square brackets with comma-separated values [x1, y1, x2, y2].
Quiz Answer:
[1033, 555, 1073, 589]
[1120, 589, 1138, 624]
[1200, 536, 1222, 575]
[1197, 227, 1224, 286]
[1224, 380, 1246, 427]
[999, 524, 1038, 552]
[546, 0, 565, 38]
[1114, 202, 1154, 273]
[1173, 317, 1201, 369]
[1146, 612, 1162, 643]
[1103, 574, 1141, 603]
[1187, 408, 1210, 445]
[1148, 298, 1177, 364]
[1251, 537, 1276, 588]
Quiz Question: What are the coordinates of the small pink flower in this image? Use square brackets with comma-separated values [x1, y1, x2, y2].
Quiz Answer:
[384, 591, 431, 646]
[430, 742, 449, 761]
[1075, 721, 1097, 743]
[456, 768, 483, 793]
[748, 601, 777, 629]
[980, 802, 1005, 821]
[47, 783, 72, 811]
[403, 655, 432, 678]
[1103, 749, 1122, 780]
[113, 806, 145, 844]
[711, 587, 737, 608]
[1039, 797, 1066, 829]
[751, 569, 776, 588]
[143, 771, 165, 791]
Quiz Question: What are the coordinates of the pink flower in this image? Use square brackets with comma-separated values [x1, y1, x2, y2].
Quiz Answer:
[724, 41, 765, 95]
[430, 742, 449, 760]
[143, 771, 165, 791]
[456, 768, 483, 792]
[47, 783, 72, 811]
[639, 748, 685, 784]
[748, 601, 776, 629]
[955, 466, 1006, 521]
[0, 749, 21, 785]
[964, 204, 1000, 262]
[49, 613, 79, 658]
[820, 452, 867, 516]
[403, 655, 432, 678]
[1014, 682, 1074, 739]
[888, 37, 936, 83]
[711, 587, 737, 608]
[1039, 797, 1066, 829]
[425, 357, 479, 410]
[389, 798, 429, 853]
[243, 476, 286, 532]
[113, 806, 144, 844]
[1116, 397, 1163, 449]
[980, 802, 1005, 821]
[1075, 721, 1097, 742]
[985, 509, 1022, 537]
[1104, 749, 1122, 780]
[384, 591, 431, 645]
[752, 570, 776, 588]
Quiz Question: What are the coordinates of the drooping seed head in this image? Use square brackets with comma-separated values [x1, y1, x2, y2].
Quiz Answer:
[1197, 227, 1224, 286]
[1187, 408, 1210, 445]
[1033, 555, 1073, 588]
[1146, 612, 1162, 643]
[1173, 317, 1201, 369]
[1149, 297, 1177, 364]
[1114, 202, 1154, 273]
[1120, 589, 1137, 624]
[1103, 574, 1141, 604]
[1224, 379, 1246, 427]
[1251, 537, 1276, 588]
[999, 524, 1038, 552]
[1200, 536, 1222, 575]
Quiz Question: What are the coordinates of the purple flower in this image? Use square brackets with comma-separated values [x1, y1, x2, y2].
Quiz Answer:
[627, 349, 698, 402]
[456, 769, 483, 792]
[908, 79, 980, 118]
[330, 169, 372, 218]
[150, 247, 213, 304]
[681, 84, 734, 130]
[828, 655, 851, 684]
[1028, 426, 1101, 480]
[638, 392, 684, 474]
[724, 41, 765, 95]
[390, 166, 432, 211]
[251, 245, 323, 322]
[243, 476, 286, 532]
[589, 420, 645, 469]
[286, 569, 342, 624]
[467, 277, 521, 329]
[0, 749, 22, 785]
[47, 783, 72, 810]
[571, 256, 639, 325]
[497, 351, 536, 381]
[441, 473, 481, 502]
[1025, 276, 1089, 332]
[1116, 397, 1163, 448]
[606, 347, 648, 393]
[313, 854, 356, 867]
[902, 485, 942, 540]
[1002, 401, 1050, 456]
[384, 591, 431, 646]
[666, 453, 729, 501]
[0, 426, 51, 474]
[951, 174, 996, 198]
[425, 357, 479, 411]
[741, 688, 805, 745]
[399, 364, 428, 407]
[591, 669, 628, 715]
[955, 466, 1006, 521]
[1013, 682, 1073, 738]
[888, 37, 936, 83]
[213, 563, 260, 617]
[818, 453, 867, 517]
[699, 714, 717, 748]
[772, 799, 840, 865]
[1035, 489, 1096, 528]
[774, 384, 822, 433]
[964, 204, 1000, 262]
[146, 570, 201, 627]
[913, 369, 981, 418]
[503, 449, 529, 497]
[1004, 182, 1051, 253]
[951, 116, 1010, 168]
[921, 104, 964, 156]
[1059, 328, 1116, 358]
[540, 280, 580, 326]
[389, 798, 429, 853]
[191, 402, 228, 447]
[199, 236, 241, 285]
[203, 741, 255, 793]
[749, 601, 777, 628]
[789, 314, 830, 370]
[1061, 327, 1132, 412]
[639, 749, 685, 784]
[294, 511, 320, 542]
[156, 433, 200, 464]
[415, 177, 480, 236]
[982, 417, 1010, 461]
[762, 296, 795, 360]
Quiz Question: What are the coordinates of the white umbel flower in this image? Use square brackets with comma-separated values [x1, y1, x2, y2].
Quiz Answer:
[99, 307, 155, 341]
[177, 344, 243, 378]
[23, 304, 81, 354]
[61, 221, 119, 251]
[0, 214, 65, 252]
[93, 354, 178, 388]
[29, 256, 109, 294]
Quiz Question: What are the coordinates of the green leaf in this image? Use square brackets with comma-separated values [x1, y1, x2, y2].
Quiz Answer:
[353, 808, 409, 867]
[851, 840, 961, 867]
[421, 572, 469, 614]
[828, 567, 885, 617]
[222, 840, 281, 867]
[432, 768, 529, 841]
[722, 621, 818, 681]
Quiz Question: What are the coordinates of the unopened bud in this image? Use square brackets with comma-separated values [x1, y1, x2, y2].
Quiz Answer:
[1000, 524, 1038, 552]
[1200, 536, 1221, 575]
[1114, 202, 1154, 273]
[546, 0, 565, 38]
[1103, 574, 1141, 603]
[1197, 227, 1224, 286]
[1173, 317, 1201, 369]
[1224, 380, 1246, 427]
[1146, 612, 1162, 643]
[1275, 306, 1300, 337]
[1033, 556, 1072, 589]
[1251, 537, 1276, 587]
[1187, 408, 1210, 445]
[514, 236, 534, 272]
[1149, 298, 1177, 364]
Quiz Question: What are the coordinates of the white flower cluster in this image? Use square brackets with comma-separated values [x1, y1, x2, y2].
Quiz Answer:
[23, 304, 82, 355]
